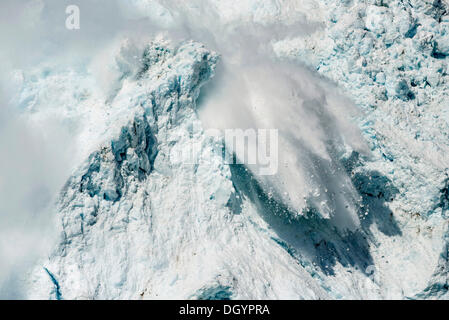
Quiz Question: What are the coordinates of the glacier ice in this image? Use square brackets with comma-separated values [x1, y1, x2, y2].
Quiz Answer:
[273, 0, 449, 298]
[0, 0, 448, 300]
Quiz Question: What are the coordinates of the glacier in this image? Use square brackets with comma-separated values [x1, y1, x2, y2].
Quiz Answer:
[0, 0, 448, 299]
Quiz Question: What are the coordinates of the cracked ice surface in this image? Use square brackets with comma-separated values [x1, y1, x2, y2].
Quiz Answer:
[6, 0, 449, 299]
[273, 0, 449, 298]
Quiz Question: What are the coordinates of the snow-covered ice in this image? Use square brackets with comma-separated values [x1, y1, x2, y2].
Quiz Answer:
[1, 0, 448, 299]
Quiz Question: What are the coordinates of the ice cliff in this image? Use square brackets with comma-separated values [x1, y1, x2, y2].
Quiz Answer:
[27, 40, 338, 300]
[273, 0, 449, 298]
[7, 0, 448, 299]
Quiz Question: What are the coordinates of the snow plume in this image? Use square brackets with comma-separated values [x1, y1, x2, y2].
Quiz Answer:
[0, 0, 370, 297]
[159, 0, 370, 229]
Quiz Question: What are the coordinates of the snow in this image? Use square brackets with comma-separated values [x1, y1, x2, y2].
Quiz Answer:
[1, 0, 446, 299]
[26, 39, 332, 299]
[273, 0, 449, 298]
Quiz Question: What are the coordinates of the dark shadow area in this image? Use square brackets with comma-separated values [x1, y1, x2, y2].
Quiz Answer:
[229, 149, 402, 277]
[415, 178, 449, 299]
[194, 285, 233, 300]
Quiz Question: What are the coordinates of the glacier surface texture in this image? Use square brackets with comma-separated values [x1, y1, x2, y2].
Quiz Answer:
[1, 0, 449, 300]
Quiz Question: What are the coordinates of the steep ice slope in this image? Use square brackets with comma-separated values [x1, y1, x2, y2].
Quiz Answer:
[17, 0, 449, 299]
